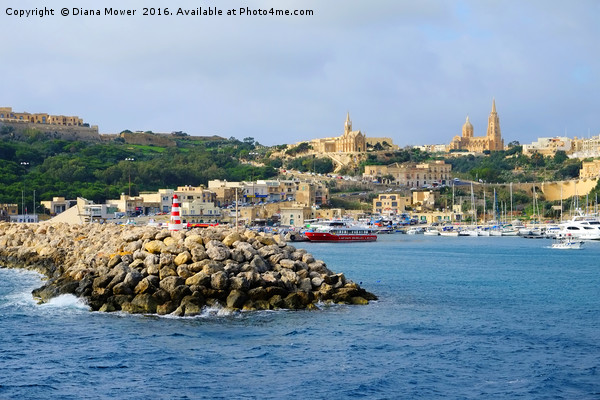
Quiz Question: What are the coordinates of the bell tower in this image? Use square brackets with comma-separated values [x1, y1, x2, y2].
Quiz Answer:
[486, 98, 504, 150]
[344, 112, 352, 135]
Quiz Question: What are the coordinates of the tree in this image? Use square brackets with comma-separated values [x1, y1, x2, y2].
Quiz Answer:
[553, 150, 568, 164]
[530, 152, 545, 168]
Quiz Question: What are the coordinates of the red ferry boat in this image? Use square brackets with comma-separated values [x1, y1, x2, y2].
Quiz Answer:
[303, 220, 377, 242]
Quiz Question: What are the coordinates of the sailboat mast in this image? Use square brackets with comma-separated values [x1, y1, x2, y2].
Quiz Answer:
[483, 189, 486, 224]
[510, 182, 513, 223]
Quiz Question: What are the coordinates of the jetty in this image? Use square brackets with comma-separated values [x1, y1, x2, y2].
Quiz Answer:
[0, 223, 376, 315]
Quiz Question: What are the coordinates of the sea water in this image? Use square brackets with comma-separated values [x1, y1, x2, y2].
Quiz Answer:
[1, 236, 599, 399]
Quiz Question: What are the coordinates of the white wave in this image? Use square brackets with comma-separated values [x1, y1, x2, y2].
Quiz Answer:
[41, 294, 90, 311]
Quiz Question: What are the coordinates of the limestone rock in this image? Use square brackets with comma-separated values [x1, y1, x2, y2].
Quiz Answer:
[144, 240, 164, 254]
[226, 290, 248, 309]
[159, 276, 185, 293]
[185, 271, 211, 287]
[206, 240, 231, 261]
[122, 293, 158, 313]
[174, 251, 192, 266]
[222, 232, 243, 247]
[211, 271, 229, 290]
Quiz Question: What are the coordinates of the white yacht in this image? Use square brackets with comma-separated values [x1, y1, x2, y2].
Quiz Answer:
[559, 215, 600, 240]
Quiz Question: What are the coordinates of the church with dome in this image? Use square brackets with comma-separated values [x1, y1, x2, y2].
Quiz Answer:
[448, 99, 504, 152]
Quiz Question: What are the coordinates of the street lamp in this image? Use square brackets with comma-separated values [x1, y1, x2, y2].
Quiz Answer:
[20, 162, 29, 220]
[125, 158, 135, 197]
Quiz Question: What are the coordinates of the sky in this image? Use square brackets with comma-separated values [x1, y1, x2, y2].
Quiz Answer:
[2, 0, 599, 147]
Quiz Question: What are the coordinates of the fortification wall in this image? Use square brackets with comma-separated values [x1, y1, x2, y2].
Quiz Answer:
[0, 120, 102, 142]
[120, 132, 177, 147]
[509, 178, 598, 201]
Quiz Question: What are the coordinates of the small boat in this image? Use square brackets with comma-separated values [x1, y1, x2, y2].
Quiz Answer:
[424, 228, 440, 236]
[501, 228, 519, 236]
[439, 226, 459, 237]
[440, 230, 459, 237]
[477, 228, 490, 237]
[551, 234, 584, 250]
[406, 227, 424, 235]
[459, 228, 478, 237]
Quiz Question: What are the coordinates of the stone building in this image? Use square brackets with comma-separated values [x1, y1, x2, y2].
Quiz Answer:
[448, 99, 504, 152]
[522, 137, 571, 156]
[0, 107, 85, 126]
[363, 160, 452, 188]
[570, 135, 600, 159]
[372, 194, 411, 216]
[579, 160, 600, 179]
[0, 204, 18, 221]
[310, 113, 367, 153]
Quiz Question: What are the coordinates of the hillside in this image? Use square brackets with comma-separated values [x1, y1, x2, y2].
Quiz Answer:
[0, 129, 276, 214]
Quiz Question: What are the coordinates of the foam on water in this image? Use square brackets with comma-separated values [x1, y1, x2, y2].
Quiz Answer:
[41, 294, 90, 311]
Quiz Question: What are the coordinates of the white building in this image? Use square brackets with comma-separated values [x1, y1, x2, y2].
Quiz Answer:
[522, 137, 571, 156]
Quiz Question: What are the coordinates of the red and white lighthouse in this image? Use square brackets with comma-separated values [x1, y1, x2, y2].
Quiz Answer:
[168, 194, 183, 231]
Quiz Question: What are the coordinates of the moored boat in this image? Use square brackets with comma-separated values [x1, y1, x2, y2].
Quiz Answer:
[424, 227, 440, 236]
[304, 220, 377, 242]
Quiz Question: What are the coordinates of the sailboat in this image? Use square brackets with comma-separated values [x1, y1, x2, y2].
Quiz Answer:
[460, 183, 478, 236]
[501, 183, 520, 236]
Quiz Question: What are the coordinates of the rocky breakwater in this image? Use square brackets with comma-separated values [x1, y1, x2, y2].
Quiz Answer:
[0, 223, 377, 315]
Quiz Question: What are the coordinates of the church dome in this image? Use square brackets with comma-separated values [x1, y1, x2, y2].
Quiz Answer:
[462, 116, 473, 138]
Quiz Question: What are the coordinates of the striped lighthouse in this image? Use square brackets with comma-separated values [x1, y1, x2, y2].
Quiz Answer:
[168, 194, 183, 231]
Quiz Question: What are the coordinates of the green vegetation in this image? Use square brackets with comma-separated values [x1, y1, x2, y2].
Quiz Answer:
[328, 197, 371, 211]
[447, 149, 582, 183]
[0, 134, 277, 213]
[359, 148, 432, 172]
[285, 156, 334, 174]
[285, 142, 312, 156]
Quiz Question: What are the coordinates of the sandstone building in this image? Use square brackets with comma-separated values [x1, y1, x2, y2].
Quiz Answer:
[579, 160, 600, 179]
[310, 113, 367, 153]
[363, 160, 452, 188]
[522, 137, 572, 156]
[448, 99, 504, 152]
[0, 107, 87, 126]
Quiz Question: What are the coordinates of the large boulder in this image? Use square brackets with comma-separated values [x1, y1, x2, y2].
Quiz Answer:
[211, 271, 229, 290]
[222, 232, 243, 247]
[159, 276, 185, 293]
[185, 271, 211, 287]
[226, 290, 248, 309]
[174, 251, 192, 266]
[144, 240, 164, 254]
[121, 293, 158, 313]
[206, 240, 231, 261]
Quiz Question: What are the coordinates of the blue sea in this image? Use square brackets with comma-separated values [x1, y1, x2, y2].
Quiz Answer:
[1, 235, 599, 399]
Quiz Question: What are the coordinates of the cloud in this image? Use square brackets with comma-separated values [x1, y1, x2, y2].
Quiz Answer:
[1, 0, 598, 145]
